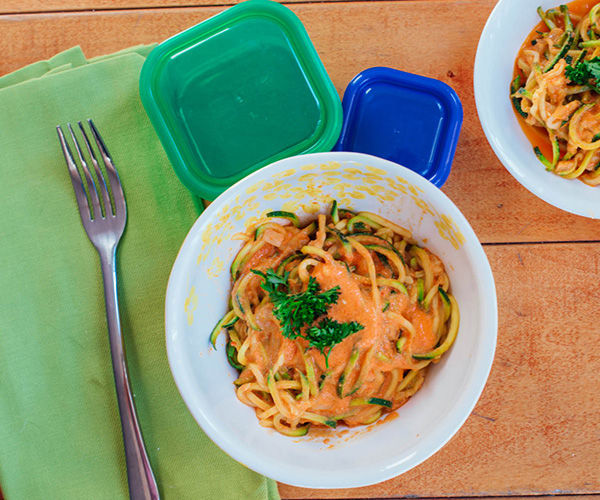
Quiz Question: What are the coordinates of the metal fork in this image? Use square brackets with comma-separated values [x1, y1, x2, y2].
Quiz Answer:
[57, 120, 160, 500]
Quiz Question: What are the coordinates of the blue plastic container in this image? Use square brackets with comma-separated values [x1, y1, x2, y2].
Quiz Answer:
[334, 67, 463, 187]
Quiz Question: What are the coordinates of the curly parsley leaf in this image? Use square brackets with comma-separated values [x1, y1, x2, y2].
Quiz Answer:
[565, 61, 589, 84]
[565, 57, 600, 93]
[252, 268, 363, 362]
[251, 268, 289, 304]
[271, 277, 340, 339]
[588, 59, 600, 86]
[306, 318, 364, 367]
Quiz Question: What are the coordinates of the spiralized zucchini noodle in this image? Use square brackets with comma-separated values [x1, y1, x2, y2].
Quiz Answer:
[511, 2, 600, 185]
[210, 203, 459, 436]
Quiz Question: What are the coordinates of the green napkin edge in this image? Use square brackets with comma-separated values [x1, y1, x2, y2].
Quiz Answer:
[87, 43, 157, 63]
[0, 46, 87, 90]
[0, 44, 157, 91]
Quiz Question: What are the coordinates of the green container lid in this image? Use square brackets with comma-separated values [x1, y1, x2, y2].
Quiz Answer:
[139, 0, 342, 200]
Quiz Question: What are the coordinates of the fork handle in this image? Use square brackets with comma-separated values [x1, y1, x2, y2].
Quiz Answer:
[100, 248, 160, 500]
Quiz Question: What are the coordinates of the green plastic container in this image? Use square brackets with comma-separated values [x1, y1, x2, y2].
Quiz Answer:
[139, 0, 342, 200]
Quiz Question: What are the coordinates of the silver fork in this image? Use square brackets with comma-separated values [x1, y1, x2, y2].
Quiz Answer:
[57, 120, 160, 500]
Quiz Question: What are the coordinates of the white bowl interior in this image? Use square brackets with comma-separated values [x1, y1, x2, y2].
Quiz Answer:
[474, 0, 600, 219]
[165, 152, 497, 488]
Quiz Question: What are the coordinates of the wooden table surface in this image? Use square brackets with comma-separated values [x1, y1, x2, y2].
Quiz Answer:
[2, 0, 599, 499]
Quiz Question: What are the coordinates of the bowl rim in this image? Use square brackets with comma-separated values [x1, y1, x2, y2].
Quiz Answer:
[473, 0, 600, 219]
[165, 151, 498, 488]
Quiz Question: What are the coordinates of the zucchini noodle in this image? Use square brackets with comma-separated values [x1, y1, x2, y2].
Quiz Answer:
[512, 2, 600, 185]
[211, 203, 459, 436]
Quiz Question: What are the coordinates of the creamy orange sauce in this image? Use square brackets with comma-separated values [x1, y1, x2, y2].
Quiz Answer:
[312, 261, 382, 371]
[376, 411, 399, 426]
[244, 257, 437, 423]
[405, 305, 435, 353]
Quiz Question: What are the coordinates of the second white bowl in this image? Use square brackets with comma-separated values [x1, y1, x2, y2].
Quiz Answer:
[474, 0, 600, 219]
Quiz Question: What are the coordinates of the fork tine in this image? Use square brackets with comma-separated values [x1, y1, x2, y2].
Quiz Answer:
[57, 125, 92, 218]
[88, 119, 126, 217]
[78, 121, 112, 217]
[68, 123, 102, 220]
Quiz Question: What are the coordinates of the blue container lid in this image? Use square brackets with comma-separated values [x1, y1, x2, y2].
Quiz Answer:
[334, 67, 463, 187]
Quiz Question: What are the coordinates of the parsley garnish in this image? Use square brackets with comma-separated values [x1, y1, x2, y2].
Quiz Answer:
[565, 57, 600, 93]
[252, 268, 364, 366]
[306, 318, 364, 367]
[253, 269, 340, 338]
[252, 268, 289, 301]
[273, 277, 340, 339]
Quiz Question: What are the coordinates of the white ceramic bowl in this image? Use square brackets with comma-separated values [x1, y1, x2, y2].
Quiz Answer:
[475, 0, 600, 219]
[165, 152, 497, 488]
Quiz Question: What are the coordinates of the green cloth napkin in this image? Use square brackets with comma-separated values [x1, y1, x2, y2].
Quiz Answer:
[0, 47, 280, 500]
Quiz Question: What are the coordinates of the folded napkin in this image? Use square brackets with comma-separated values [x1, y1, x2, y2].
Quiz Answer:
[0, 47, 279, 500]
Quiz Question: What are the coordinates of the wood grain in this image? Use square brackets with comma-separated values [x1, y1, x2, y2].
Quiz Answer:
[0, 0, 320, 14]
[280, 242, 600, 498]
[1, 1, 598, 244]
[0, 0, 473, 15]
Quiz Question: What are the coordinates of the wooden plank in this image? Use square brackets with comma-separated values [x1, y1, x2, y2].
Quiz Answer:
[279, 242, 600, 498]
[0, 0, 599, 245]
[0, 0, 472, 15]
[0, 0, 207, 13]
[0, 0, 319, 14]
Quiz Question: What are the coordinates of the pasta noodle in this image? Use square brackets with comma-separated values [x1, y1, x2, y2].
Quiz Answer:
[210, 203, 459, 436]
[512, 1, 600, 184]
